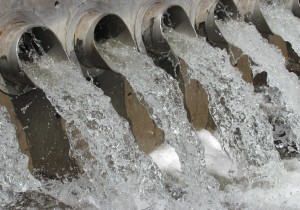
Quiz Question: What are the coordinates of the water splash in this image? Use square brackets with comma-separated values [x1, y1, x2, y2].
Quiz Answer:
[164, 29, 300, 210]
[19, 56, 170, 209]
[216, 19, 300, 155]
[98, 40, 222, 209]
[0, 106, 41, 207]
[166, 31, 280, 177]
[261, 2, 300, 56]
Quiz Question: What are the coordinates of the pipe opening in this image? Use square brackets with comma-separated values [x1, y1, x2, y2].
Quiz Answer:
[162, 6, 196, 37]
[214, 0, 239, 21]
[142, 4, 195, 56]
[291, 0, 300, 18]
[18, 27, 68, 63]
[141, 4, 195, 77]
[204, 0, 240, 45]
[94, 15, 134, 47]
[0, 26, 67, 95]
[54, 1, 60, 9]
[74, 12, 134, 76]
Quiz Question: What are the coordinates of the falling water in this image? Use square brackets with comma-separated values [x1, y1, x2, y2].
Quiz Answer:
[166, 31, 280, 176]
[165, 29, 300, 210]
[216, 19, 300, 155]
[97, 40, 222, 209]
[3, 10, 300, 208]
[19, 55, 171, 209]
[0, 107, 41, 207]
[261, 2, 300, 55]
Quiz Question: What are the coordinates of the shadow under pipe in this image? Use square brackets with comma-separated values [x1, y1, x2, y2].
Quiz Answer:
[0, 12, 80, 180]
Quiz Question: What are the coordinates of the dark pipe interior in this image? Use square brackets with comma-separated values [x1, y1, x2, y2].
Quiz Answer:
[163, 6, 184, 29]
[214, 0, 239, 21]
[19, 28, 53, 62]
[162, 6, 195, 36]
[94, 14, 133, 46]
[18, 27, 67, 63]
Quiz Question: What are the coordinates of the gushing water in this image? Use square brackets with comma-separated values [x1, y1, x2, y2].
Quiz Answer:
[216, 19, 300, 155]
[165, 29, 300, 210]
[3, 10, 300, 209]
[19, 55, 171, 209]
[97, 40, 222, 208]
[0, 107, 41, 207]
[261, 2, 300, 56]
[166, 31, 280, 175]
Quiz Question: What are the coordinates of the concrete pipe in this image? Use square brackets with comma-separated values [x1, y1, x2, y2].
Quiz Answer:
[192, 0, 254, 83]
[135, 1, 214, 132]
[0, 11, 79, 179]
[290, 0, 300, 18]
[239, 0, 272, 35]
[135, 1, 196, 56]
[0, 11, 68, 95]
[66, 2, 135, 77]
[192, 0, 271, 44]
[199, 0, 240, 44]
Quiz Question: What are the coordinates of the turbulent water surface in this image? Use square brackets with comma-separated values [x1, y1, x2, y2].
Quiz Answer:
[20, 56, 171, 209]
[166, 31, 280, 174]
[216, 19, 300, 155]
[261, 2, 300, 56]
[2, 9, 300, 209]
[0, 107, 41, 207]
[166, 28, 300, 209]
[98, 40, 222, 209]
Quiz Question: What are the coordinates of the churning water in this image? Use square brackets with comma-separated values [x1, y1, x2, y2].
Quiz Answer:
[98, 40, 221, 208]
[0, 107, 41, 208]
[165, 28, 300, 209]
[19, 56, 172, 209]
[216, 19, 300, 156]
[166, 31, 280, 174]
[1, 11, 300, 209]
[261, 2, 300, 56]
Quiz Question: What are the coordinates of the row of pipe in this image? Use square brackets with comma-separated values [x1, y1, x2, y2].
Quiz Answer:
[1, 0, 300, 94]
[1, 0, 300, 179]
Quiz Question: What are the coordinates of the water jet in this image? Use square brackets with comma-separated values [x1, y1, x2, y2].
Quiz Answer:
[0, 11, 80, 180]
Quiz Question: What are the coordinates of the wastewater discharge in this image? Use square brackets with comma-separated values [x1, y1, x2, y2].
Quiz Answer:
[20, 55, 171, 209]
[216, 19, 300, 156]
[98, 40, 222, 209]
[166, 31, 279, 173]
[166, 29, 300, 209]
[2, 17, 300, 208]
[0, 107, 41, 208]
[261, 2, 300, 56]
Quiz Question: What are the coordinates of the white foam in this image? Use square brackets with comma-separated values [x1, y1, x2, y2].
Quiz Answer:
[283, 158, 300, 172]
[223, 168, 300, 210]
[197, 129, 240, 179]
[149, 129, 243, 180]
[149, 144, 182, 173]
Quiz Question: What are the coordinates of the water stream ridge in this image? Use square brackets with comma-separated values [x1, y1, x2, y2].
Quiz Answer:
[216, 19, 300, 156]
[20, 56, 170, 209]
[1, 6, 300, 209]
